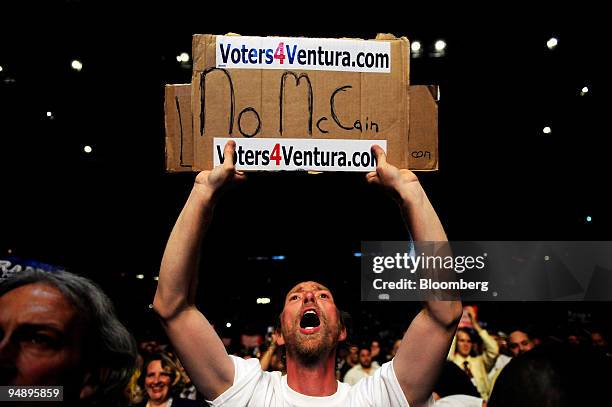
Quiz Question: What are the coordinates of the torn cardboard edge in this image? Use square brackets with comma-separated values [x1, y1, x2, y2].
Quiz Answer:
[165, 84, 438, 172]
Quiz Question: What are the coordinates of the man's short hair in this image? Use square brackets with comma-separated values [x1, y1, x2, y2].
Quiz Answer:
[0, 269, 137, 405]
[488, 344, 612, 407]
[434, 361, 480, 399]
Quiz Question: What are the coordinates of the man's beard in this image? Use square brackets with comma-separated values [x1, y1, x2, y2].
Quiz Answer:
[283, 318, 339, 366]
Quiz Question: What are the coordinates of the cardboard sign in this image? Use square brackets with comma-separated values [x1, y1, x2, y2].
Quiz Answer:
[458, 305, 479, 329]
[164, 33, 439, 172]
[165, 83, 438, 172]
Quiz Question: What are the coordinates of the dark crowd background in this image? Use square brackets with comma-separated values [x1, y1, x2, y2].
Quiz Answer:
[1, 0, 609, 366]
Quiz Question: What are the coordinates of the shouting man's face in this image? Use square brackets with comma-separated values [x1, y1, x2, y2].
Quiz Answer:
[278, 281, 346, 364]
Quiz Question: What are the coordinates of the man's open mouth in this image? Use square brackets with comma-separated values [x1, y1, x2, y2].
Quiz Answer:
[300, 309, 321, 332]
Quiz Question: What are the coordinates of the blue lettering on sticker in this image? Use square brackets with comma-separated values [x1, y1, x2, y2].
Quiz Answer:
[265, 49, 274, 64]
[286, 44, 298, 64]
[231, 48, 241, 63]
[219, 43, 231, 64]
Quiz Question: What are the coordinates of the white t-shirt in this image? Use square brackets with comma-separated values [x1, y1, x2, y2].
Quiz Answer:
[343, 362, 381, 386]
[434, 395, 484, 407]
[208, 355, 428, 407]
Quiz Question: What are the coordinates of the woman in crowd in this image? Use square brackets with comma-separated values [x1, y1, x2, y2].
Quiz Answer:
[135, 353, 198, 407]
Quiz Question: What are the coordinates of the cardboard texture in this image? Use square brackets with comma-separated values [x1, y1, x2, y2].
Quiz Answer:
[165, 83, 438, 171]
[164, 84, 193, 172]
[164, 33, 439, 172]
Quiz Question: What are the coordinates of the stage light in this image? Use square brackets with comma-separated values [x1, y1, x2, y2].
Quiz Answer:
[46, 111, 53, 117]
[226, 322, 232, 328]
[547, 37, 558, 50]
[153, 276, 159, 281]
[84, 145, 92, 153]
[544, 256, 550, 261]
[136, 274, 144, 279]
[71, 59, 83, 72]
[353, 252, 362, 257]
[543, 126, 552, 134]
[435, 40, 446, 51]
[148, 304, 154, 309]
[411, 41, 421, 52]
[271, 255, 285, 261]
[257, 297, 271, 304]
[580, 86, 589, 96]
[180, 52, 190, 62]
[0, 65, 3, 72]
[586, 216, 592, 222]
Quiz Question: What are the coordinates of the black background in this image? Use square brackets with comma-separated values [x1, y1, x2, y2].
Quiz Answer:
[1, 1, 608, 344]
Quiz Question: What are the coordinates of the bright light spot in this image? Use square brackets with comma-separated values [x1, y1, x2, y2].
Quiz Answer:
[148, 304, 154, 309]
[271, 255, 285, 261]
[411, 41, 421, 52]
[580, 86, 589, 96]
[0, 65, 3, 72]
[136, 274, 144, 279]
[46, 111, 52, 117]
[179, 52, 190, 62]
[71, 60, 83, 71]
[544, 256, 550, 261]
[7, 248, 12, 254]
[543, 126, 552, 134]
[256, 297, 271, 304]
[586, 216, 592, 222]
[226, 322, 232, 328]
[435, 40, 447, 51]
[153, 276, 159, 281]
[547, 37, 558, 50]
[84, 145, 92, 153]
[353, 252, 362, 257]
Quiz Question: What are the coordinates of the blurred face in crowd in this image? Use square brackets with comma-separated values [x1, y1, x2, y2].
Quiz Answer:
[591, 332, 608, 349]
[0, 283, 87, 398]
[139, 340, 161, 355]
[359, 349, 372, 368]
[370, 340, 380, 358]
[508, 330, 535, 356]
[278, 281, 346, 361]
[456, 330, 472, 357]
[144, 360, 172, 403]
[348, 345, 359, 364]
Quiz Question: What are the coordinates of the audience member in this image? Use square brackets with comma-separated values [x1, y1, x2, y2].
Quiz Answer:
[448, 308, 499, 400]
[507, 328, 536, 357]
[135, 353, 198, 407]
[0, 269, 137, 406]
[343, 345, 380, 385]
[488, 344, 612, 407]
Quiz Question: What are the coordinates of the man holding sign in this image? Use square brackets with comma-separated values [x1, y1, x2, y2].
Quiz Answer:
[153, 141, 461, 406]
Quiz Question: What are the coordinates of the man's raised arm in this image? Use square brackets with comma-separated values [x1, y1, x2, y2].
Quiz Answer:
[367, 145, 463, 407]
[153, 141, 245, 400]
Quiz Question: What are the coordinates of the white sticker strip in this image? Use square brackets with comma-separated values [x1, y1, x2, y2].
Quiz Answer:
[216, 36, 391, 73]
[214, 138, 387, 172]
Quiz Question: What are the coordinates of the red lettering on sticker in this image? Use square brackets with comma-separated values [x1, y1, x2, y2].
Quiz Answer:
[270, 143, 282, 165]
[274, 42, 285, 64]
